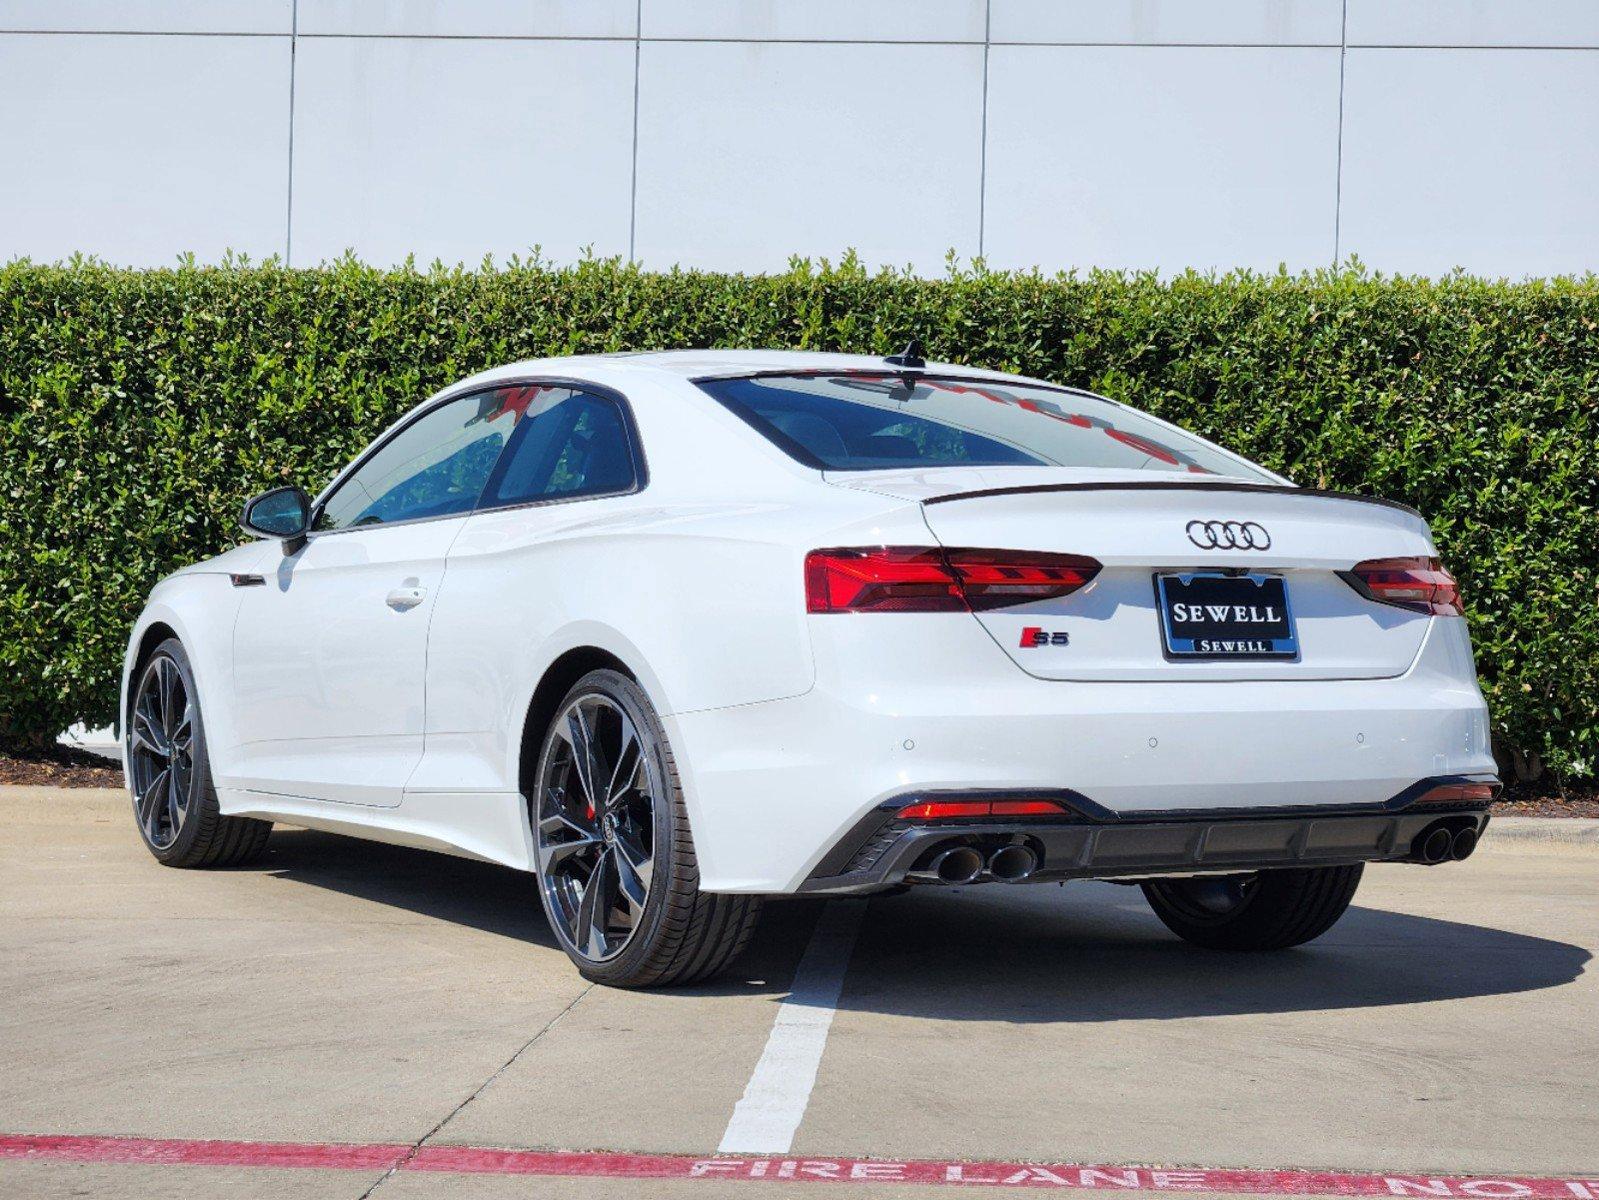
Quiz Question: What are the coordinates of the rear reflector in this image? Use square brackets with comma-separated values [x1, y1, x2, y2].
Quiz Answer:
[990, 800, 1068, 816]
[806, 547, 1100, 614]
[895, 799, 1067, 820]
[1412, 781, 1497, 805]
[1346, 556, 1464, 616]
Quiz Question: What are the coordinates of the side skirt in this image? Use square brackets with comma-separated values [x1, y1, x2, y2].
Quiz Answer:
[216, 787, 534, 870]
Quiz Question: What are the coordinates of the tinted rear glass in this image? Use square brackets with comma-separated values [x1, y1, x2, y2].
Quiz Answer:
[699, 374, 1270, 479]
[481, 387, 638, 507]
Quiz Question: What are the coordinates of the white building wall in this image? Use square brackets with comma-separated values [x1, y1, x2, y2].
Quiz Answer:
[2, 0, 1595, 277]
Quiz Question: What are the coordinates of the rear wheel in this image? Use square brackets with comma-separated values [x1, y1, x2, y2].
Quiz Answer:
[127, 638, 272, 868]
[531, 669, 761, 987]
[1141, 864, 1363, 950]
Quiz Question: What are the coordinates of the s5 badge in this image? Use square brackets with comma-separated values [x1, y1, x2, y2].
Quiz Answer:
[1020, 627, 1070, 648]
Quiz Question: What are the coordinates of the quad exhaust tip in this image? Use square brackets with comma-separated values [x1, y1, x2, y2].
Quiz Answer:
[1412, 820, 1480, 865]
[930, 845, 984, 885]
[1418, 826, 1455, 865]
[924, 842, 1040, 884]
[987, 844, 1038, 883]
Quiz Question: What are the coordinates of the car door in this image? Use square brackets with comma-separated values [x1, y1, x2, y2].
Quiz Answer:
[225, 388, 519, 806]
[413, 384, 646, 795]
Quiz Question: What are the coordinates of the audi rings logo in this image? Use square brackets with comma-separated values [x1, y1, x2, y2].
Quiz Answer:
[1185, 519, 1272, 551]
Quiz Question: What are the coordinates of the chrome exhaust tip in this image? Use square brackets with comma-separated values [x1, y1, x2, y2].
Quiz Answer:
[1450, 826, 1479, 862]
[988, 844, 1038, 883]
[1417, 825, 1454, 865]
[930, 846, 984, 885]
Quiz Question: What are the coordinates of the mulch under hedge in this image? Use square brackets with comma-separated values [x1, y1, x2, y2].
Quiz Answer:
[0, 746, 123, 788]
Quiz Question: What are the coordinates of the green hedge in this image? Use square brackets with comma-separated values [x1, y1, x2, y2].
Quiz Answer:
[1, 257, 1595, 782]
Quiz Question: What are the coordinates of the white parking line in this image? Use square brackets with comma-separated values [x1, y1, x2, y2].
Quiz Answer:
[718, 898, 868, 1155]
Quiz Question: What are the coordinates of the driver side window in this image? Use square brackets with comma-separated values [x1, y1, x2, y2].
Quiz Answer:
[316, 391, 515, 531]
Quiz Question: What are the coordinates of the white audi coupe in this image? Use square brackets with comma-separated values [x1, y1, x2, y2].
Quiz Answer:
[122, 348, 1498, 986]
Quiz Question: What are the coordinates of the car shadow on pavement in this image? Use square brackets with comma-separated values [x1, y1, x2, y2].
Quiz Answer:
[241, 832, 1589, 1020]
[250, 828, 561, 949]
[821, 882, 1591, 1023]
[248, 828, 832, 981]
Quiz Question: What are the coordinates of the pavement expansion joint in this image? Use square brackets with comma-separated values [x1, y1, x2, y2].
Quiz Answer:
[354, 982, 595, 1199]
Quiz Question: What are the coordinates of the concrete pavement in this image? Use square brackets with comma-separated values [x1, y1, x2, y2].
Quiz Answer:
[1, 786, 1594, 1198]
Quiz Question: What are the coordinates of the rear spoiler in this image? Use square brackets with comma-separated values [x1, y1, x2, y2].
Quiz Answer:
[921, 480, 1422, 518]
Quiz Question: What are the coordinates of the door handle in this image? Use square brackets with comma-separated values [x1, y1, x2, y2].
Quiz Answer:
[385, 585, 426, 611]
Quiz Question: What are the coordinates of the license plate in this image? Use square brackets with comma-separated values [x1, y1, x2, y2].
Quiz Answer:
[1155, 572, 1299, 660]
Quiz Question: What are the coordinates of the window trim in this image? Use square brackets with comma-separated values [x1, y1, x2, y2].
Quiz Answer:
[307, 376, 649, 540]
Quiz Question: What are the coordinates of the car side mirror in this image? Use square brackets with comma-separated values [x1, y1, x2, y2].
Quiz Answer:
[241, 485, 311, 554]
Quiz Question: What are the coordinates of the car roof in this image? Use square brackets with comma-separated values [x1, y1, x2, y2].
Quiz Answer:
[446, 349, 1066, 393]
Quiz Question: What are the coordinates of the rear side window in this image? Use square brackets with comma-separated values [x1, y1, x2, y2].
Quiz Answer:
[698, 374, 1270, 479]
[480, 387, 640, 508]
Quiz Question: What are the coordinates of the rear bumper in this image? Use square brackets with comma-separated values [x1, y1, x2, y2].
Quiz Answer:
[797, 778, 1497, 895]
[669, 614, 1496, 893]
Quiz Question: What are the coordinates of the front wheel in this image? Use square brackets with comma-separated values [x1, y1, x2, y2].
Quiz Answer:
[531, 669, 761, 988]
[1141, 864, 1363, 951]
[127, 637, 272, 868]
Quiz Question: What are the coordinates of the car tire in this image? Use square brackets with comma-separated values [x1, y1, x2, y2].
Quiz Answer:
[128, 638, 273, 869]
[531, 669, 761, 988]
[1141, 864, 1363, 951]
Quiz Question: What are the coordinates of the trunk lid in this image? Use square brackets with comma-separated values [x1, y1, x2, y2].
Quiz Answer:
[829, 470, 1438, 682]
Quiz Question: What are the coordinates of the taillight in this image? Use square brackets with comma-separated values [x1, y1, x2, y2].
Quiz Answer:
[895, 798, 1068, 820]
[945, 549, 1101, 612]
[805, 547, 1100, 614]
[804, 548, 966, 613]
[1346, 556, 1463, 616]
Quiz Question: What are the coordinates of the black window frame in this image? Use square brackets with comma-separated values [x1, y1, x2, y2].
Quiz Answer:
[307, 377, 649, 539]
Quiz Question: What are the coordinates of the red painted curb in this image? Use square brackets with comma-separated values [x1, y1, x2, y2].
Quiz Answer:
[2, 1135, 1596, 1197]
[0, 1134, 406, 1172]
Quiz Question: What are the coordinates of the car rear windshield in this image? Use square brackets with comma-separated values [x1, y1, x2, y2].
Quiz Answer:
[697, 373, 1271, 479]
